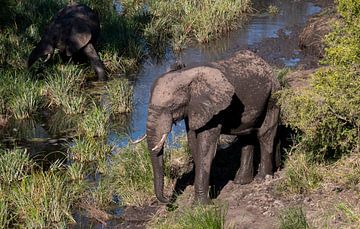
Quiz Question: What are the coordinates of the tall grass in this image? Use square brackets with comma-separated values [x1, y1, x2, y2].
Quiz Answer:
[277, 152, 323, 194]
[152, 205, 227, 229]
[145, 0, 252, 51]
[0, 187, 11, 229]
[78, 103, 110, 139]
[44, 66, 86, 115]
[69, 138, 111, 164]
[108, 141, 155, 206]
[10, 171, 76, 228]
[106, 78, 134, 114]
[0, 148, 34, 185]
[0, 70, 43, 119]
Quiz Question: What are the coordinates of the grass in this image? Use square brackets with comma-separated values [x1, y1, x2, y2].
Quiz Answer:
[152, 204, 227, 229]
[144, 0, 252, 51]
[108, 141, 155, 206]
[336, 202, 360, 226]
[0, 187, 11, 229]
[268, 5, 280, 15]
[10, 171, 76, 228]
[69, 138, 111, 164]
[0, 148, 34, 185]
[279, 206, 310, 229]
[0, 70, 43, 120]
[106, 78, 134, 114]
[78, 103, 110, 139]
[277, 151, 323, 194]
[44, 65, 86, 115]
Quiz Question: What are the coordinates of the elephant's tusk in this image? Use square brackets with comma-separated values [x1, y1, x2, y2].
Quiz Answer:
[131, 134, 147, 144]
[152, 133, 167, 151]
[44, 53, 51, 62]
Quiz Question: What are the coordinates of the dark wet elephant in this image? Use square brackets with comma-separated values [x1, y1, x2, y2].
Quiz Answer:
[28, 3, 107, 81]
[146, 50, 280, 204]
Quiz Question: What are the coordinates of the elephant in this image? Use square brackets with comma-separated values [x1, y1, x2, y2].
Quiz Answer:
[27, 3, 107, 81]
[146, 50, 280, 204]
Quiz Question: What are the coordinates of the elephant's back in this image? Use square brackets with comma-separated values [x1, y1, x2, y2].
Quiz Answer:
[210, 50, 280, 92]
[54, 4, 100, 36]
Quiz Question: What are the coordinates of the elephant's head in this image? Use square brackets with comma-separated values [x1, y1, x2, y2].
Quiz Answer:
[146, 66, 235, 203]
[27, 38, 54, 68]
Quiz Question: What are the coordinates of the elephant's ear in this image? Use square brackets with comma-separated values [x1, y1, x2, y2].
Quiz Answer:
[188, 67, 235, 130]
[66, 25, 91, 56]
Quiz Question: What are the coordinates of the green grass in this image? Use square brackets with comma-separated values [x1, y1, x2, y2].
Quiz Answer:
[144, 0, 252, 51]
[69, 138, 111, 164]
[0, 187, 11, 229]
[44, 65, 86, 115]
[78, 103, 110, 139]
[108, 141, 155, 206]
[152, 204, 227, 229]
[336, 202, 360, 226]
[0, 148, 34, 185]
[10, 171, 76, 228]
[0, 70, 43, 120]
[106, 78, 134, 114]
[277, 152, 323, 194]
[279, 207, 310, 229]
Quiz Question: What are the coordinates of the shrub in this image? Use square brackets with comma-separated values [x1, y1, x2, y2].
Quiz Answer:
[277, 0, 360, 160]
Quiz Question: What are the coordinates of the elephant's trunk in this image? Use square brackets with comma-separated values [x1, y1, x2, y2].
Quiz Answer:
[150, 147, 168, 203]
[146, 107, 172, 203]
[28, 41, 54, 68]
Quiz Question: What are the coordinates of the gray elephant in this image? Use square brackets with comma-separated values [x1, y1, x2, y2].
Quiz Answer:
[146, 50, 280, 204]
[28, 3, 107, 81]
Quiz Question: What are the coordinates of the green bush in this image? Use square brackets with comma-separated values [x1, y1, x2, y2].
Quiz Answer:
[277, 0, 360, 160]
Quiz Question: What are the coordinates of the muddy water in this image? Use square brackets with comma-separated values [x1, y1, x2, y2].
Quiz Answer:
[110, 0, 321, 147]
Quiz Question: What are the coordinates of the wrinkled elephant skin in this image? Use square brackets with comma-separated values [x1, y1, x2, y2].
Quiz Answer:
[28, 3, 107, 81]
[146, 50, 280, 204]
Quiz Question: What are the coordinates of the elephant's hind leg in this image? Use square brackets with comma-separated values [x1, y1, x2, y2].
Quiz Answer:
[234, 143, 254, 184]
[257, 101, 280, 178]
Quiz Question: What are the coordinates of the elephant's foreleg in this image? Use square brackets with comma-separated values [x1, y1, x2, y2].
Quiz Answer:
[83, 43, 107, 81]
[257, 102, 280, 177]
[193, 125, 221, 204]
[234, 144, 254, 184]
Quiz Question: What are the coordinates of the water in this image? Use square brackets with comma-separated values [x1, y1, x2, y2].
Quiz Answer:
[109, 0, 321, 147]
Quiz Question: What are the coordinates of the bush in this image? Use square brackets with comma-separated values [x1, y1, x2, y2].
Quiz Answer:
[277, 0, 360, 160]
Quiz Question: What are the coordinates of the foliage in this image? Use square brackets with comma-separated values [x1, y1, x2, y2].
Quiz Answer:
[0, 70, 42, 119]
[78, 103, 110, 139]
[279, 206, 310, 229]
[277, 0, 360, 160]
[69, 138, 111, 164]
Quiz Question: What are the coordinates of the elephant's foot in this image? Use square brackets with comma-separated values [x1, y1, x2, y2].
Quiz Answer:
[233, 173, 254, 185]
[193, 195, 212, 205]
